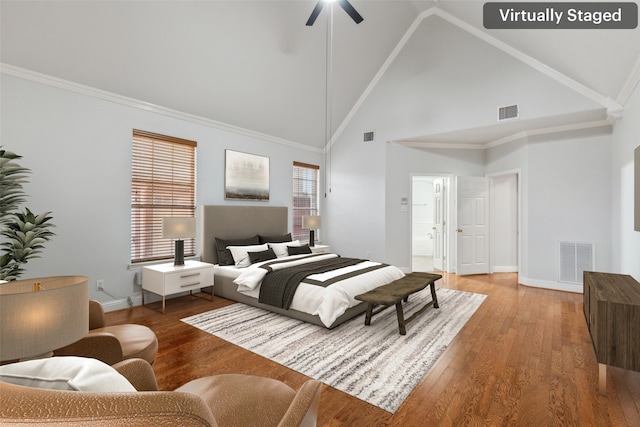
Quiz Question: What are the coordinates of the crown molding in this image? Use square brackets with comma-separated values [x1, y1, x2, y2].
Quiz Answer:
[390, 118, 612, 150]
[0, 63, 324, 154]
[617, 54, 640, 106]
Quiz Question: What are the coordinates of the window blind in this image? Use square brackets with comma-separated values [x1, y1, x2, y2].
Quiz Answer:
[292, 161, 319, 242]
[131, 130, 197, 263]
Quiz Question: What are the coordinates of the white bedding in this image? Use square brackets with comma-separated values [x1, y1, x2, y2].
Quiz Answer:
[230, 254, 405, 327]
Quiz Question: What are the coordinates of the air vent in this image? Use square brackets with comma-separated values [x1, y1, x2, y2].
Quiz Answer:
[559, 241, 594, 284]
[363, 131, 375, 143]
[498, 104, 519, 121]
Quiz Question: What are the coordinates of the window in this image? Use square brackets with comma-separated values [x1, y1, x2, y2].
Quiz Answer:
[292, 161, 319, 242]
[130, 130, 196, 263]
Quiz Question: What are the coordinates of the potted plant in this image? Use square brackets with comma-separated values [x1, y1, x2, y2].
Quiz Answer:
[0, 147, 55, 281]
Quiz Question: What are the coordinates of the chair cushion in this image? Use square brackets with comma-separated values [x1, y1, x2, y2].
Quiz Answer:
[176, 374, 296, 427]
[96, 324, 158, 364]
[0, 356, 136, 392]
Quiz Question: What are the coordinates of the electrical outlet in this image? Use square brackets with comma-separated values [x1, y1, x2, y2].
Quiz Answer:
[96, 279, 104, 291]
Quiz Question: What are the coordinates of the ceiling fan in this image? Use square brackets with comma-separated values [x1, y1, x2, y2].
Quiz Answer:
[306, 0, 364, 26]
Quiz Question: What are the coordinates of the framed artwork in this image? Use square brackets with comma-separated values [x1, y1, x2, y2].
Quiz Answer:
[225, 149, 270, 201]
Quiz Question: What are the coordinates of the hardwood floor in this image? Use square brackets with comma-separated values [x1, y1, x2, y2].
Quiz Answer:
[106, 273, 640, 426]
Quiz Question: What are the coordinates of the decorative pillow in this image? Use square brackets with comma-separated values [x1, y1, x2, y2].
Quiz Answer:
[227, 244, 269, 267]
[215, 236, 259, 265]
[248, 248, 277, 264]
[0, 356, 136, 392]
[269, 240, 301, 258]
[288, 244, 312, 255]
[258, 233, 292, 244]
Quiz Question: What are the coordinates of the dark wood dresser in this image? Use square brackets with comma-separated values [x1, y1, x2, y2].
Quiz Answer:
[583, 271, 640, 394]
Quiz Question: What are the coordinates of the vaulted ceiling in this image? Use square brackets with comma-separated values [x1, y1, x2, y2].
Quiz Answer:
[2, 1, 639, 151]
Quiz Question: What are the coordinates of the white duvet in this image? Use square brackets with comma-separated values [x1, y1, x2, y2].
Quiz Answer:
[233, 254, 405, 327]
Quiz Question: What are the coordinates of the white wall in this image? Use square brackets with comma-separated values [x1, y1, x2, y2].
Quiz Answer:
[1, 74, 322, 310]
[524, 130, 612, 291]
[611, 83, 640, 280]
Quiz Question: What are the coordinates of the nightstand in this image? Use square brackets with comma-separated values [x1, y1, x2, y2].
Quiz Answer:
[310, 244, 330, 254]
[142, 260, 214, 313]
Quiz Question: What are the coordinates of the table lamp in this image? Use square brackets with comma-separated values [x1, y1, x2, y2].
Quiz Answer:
[163, 217, 196, 265]
[302, 215, 321, 247]
[0, 276, 89, 362]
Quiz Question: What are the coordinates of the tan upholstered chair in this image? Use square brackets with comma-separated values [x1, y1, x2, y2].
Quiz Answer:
[54, 300, 158, 365]
[0, 358, 323, 427]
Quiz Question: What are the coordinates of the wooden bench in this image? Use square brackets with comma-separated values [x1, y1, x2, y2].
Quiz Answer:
[355, 272, 442, 335]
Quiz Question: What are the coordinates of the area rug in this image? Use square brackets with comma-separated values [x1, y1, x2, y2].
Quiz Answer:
[182, 287, 486, 413]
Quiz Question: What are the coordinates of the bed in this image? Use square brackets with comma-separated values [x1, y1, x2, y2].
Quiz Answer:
[200, 205, 404, 328]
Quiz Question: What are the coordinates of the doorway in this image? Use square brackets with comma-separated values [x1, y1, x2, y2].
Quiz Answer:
[411, 172, 519, 275]
[411, 176, 449, 272]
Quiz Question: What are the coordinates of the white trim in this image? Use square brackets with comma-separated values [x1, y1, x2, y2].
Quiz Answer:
[390, 118, 613, 150]
[101, 296, 140, 312]
[617, 53, 640, 106]
[0, 63, 323, 154]
[492, 266, 518, 273]
[519, 276, 583, 294]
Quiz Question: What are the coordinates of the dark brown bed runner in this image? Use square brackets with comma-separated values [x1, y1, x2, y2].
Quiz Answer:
[258, 256, 367, 309]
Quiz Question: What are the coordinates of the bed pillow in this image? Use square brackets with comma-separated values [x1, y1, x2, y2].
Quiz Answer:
[288, 244, 312, 255]
[0, 356, 136, 392]
[215, 236, 259, 265]
[248, 248, 278, 264]
[227, 244, 269, 267]
[269, 240, 301, 257]
[258, 233, 292, 244]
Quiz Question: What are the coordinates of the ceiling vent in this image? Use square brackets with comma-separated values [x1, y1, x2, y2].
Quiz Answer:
[363, 131, 375, 143]
[498, 104, 519, 121]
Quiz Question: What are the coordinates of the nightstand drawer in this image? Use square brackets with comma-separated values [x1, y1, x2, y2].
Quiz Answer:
[164, 268, 210, 293]
[310, 244, 330, 254]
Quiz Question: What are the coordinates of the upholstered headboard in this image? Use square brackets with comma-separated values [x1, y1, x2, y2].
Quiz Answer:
[200, 205, 288, 265]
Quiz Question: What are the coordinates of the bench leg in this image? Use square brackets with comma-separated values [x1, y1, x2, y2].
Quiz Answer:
[395, 302, 406, 335]
[364, 304, 373, 326]
[430, 282, 439, 309]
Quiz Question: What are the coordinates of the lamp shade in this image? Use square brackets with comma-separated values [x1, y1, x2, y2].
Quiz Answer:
[162, 217, 196, 239]
[0, 276, 89, 361]
[302, 215, 321, 230]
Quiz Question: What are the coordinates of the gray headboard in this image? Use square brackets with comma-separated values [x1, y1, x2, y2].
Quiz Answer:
[200, 205, 288, 264]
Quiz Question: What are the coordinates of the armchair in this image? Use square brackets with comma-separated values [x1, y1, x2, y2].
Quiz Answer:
[54, 300, 158, 365]
[0, 358, 322, 427]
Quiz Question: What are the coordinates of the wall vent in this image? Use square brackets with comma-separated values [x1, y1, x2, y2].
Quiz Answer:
[498, 104, 519, 121]
[363, 131, 375, 143]
[559, 241, 594, 285]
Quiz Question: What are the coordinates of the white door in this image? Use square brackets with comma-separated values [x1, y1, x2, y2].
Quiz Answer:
[456, 176, 489, 275]
[432, 178, 445, 271]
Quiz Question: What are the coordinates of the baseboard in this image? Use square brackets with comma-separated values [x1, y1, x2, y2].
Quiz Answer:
[101, 295, 143, 312]
[492, 266, 518, 273]
[519, 276, 583, 293]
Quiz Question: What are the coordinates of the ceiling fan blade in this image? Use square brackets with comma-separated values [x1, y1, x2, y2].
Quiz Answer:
[305, 1, 325, 26]
[337, 0, 364, 24]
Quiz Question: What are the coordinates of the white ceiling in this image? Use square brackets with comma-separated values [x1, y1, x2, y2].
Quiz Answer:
[2, 0, 639, 151]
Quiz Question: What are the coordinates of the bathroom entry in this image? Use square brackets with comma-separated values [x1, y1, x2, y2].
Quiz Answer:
[412, 176, 448, 272]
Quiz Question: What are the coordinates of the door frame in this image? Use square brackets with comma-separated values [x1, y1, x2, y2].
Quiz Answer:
[410, 173, 453, 273]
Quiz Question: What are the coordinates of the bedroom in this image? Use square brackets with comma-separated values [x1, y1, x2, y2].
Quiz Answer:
[1, 0, 640, 425]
